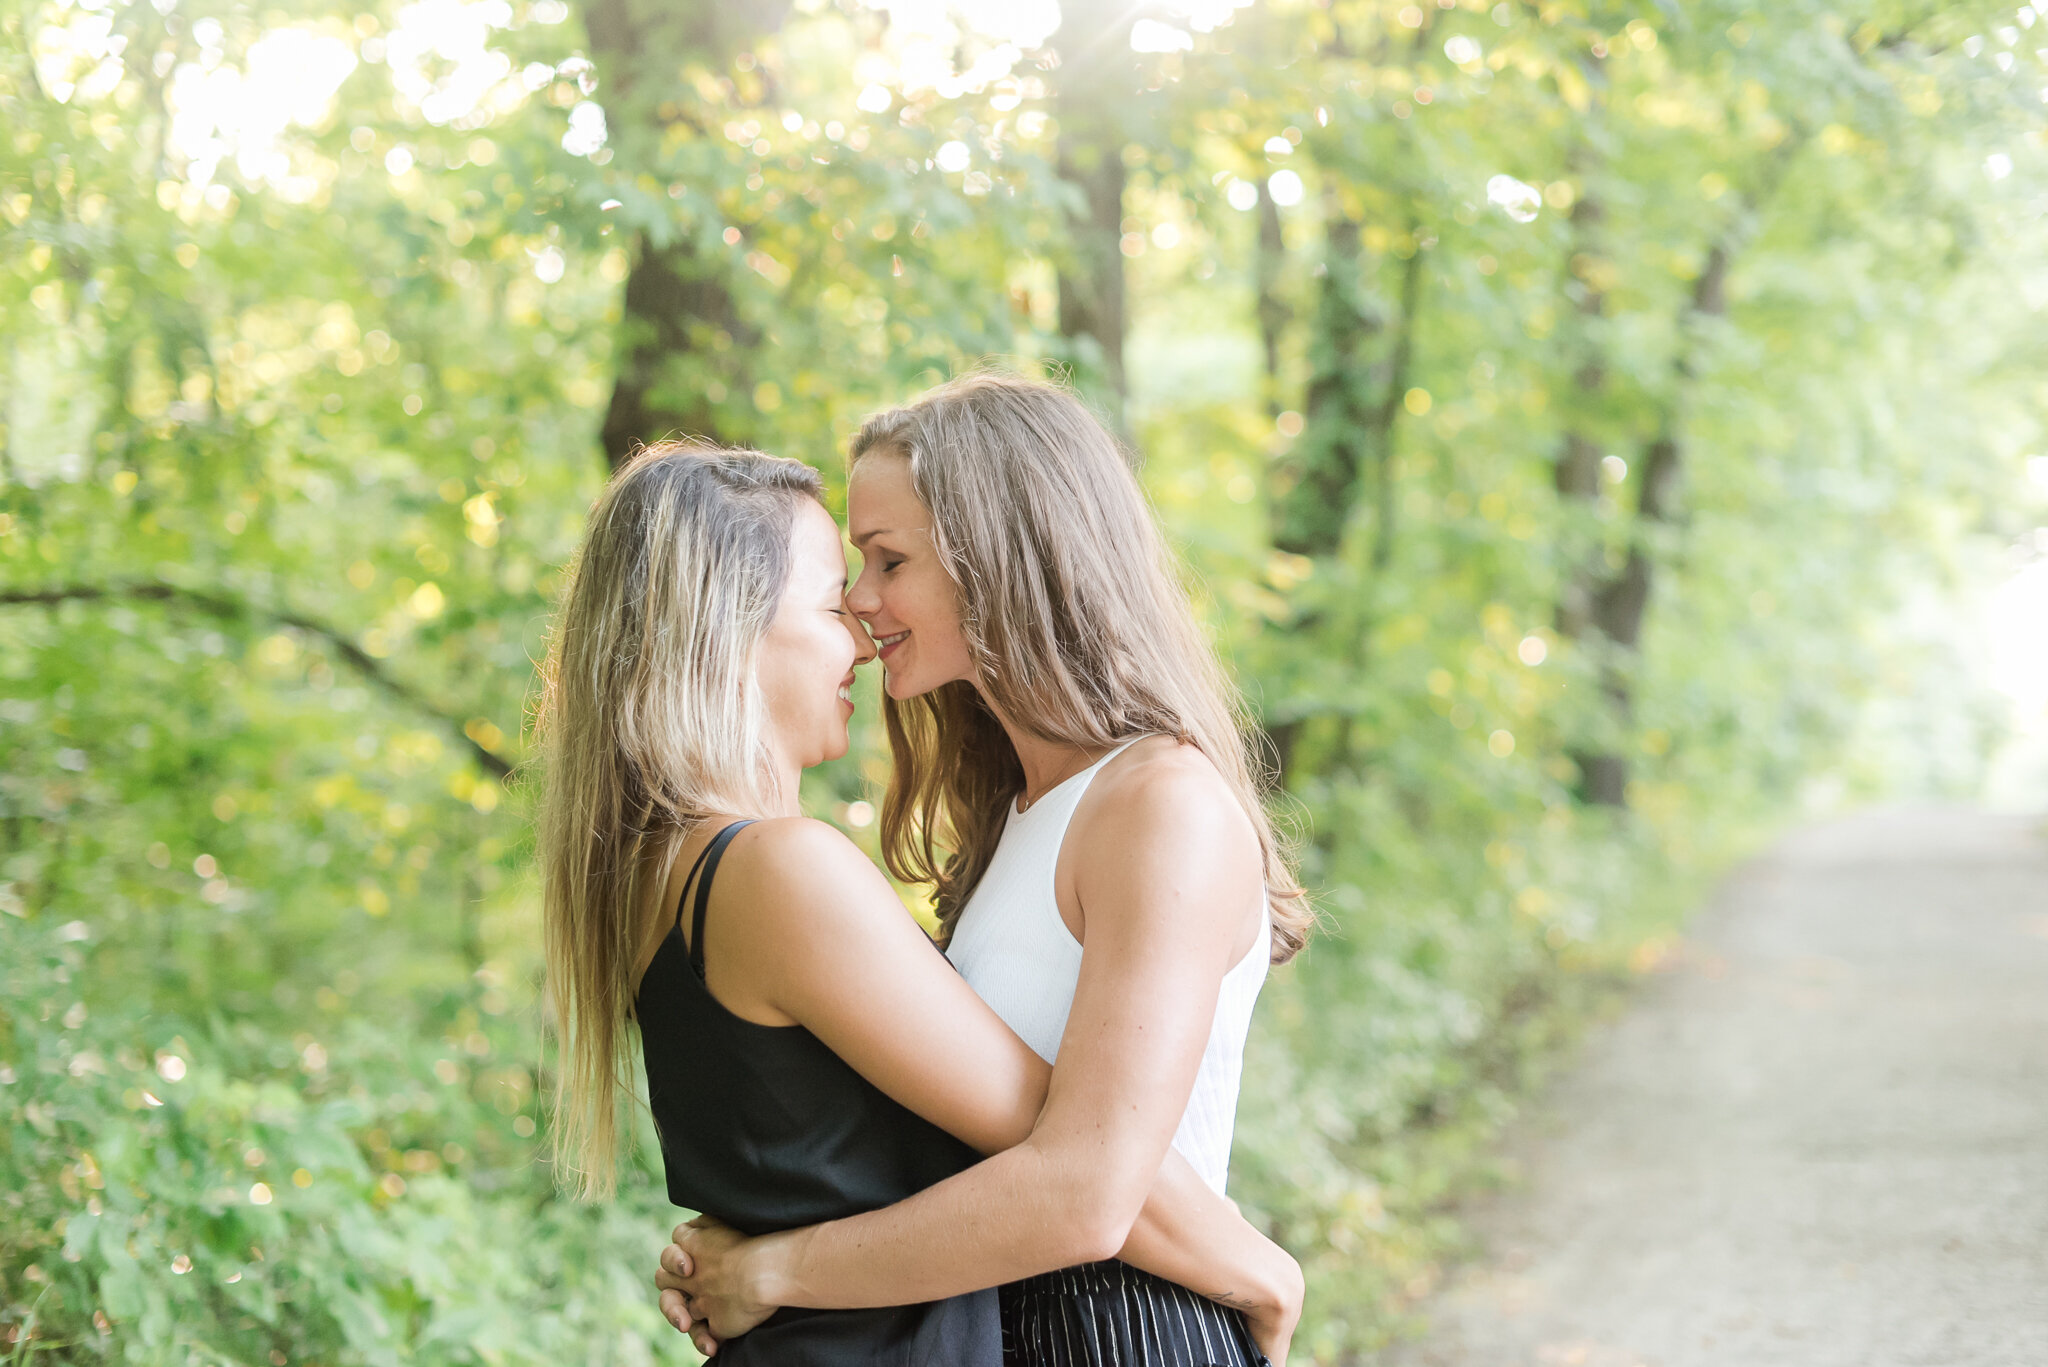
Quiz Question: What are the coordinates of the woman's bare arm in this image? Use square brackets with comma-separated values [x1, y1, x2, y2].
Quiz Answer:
[659, 809, 1296, 1356]
[1113, 1154, 1302, 1355]
[671, 755, 1281, 1328]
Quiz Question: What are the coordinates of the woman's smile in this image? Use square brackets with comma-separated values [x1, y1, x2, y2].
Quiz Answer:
[874, 630, 910, 660]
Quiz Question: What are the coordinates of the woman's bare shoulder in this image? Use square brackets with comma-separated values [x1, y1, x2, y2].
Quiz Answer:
[1080, 737, 1256, 864]
[716, 817, 884, 903]
[1068, 738, 1262, 954]
[695, 819, 937, 1022]
[1092, 736, 1243, 820]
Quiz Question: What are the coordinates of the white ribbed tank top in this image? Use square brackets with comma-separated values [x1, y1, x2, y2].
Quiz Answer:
[945, 740, 1269, 1194]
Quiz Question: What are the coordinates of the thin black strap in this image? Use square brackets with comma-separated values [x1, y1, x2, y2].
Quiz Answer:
[671, 837, 723, 934]
[684, 820, 755, 981]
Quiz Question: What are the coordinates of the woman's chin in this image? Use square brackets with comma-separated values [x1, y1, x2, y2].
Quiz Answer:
[882, 669, 933, 702]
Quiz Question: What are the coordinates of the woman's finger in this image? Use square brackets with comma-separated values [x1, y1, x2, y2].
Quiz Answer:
[691, 1326, 719, 1357]
[658, 1288, 693, 1334]
[655, 1265, 687, 1294]
[660, 1243, 693, 1278]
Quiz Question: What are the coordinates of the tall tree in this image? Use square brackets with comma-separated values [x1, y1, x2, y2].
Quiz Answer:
[1549, 139, 1633, 806]
[583, 0, 793, 468]
[1052, 4, 1136, 423]
[1255, 189, 1287, 420]
[1259, 13, 1437, 782]
[1271, 219, 1424, 569]
[1270, 12, 1432, 565]
[1589, 239, 1728, 659]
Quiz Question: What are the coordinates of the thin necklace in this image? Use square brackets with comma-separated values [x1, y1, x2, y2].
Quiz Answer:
[1015, 747, 1105, 814]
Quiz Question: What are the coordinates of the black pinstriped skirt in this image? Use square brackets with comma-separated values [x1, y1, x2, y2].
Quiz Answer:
[999, 1260, 1271, 1367]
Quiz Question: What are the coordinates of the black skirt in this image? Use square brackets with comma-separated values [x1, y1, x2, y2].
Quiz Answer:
[1000, 1260, 1271, 1367]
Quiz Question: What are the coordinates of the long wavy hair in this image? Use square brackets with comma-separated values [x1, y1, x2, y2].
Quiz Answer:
[534, 440, 822, 1198]
[851, 372, 1310, 962]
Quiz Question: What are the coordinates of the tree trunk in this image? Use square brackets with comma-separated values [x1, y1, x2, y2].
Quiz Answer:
[1271, 216, 1425, 563]
[583, 0, 792, 470]
[1270, 215, 1373, 558]
[1559, 225, 1731, 807]
[1589, 242, 1729, 655]
[1549, 168, 1633, 806]
[1255, 189, 1287, 419]
[1369, 242, 1424, 574]
[1264, 217, 1426, 782]
[1268, 9, 1430, 563]
[1577, 140, 1797, 668]
[1052, 7, 1132, 424]
[599, 247, 758, 470]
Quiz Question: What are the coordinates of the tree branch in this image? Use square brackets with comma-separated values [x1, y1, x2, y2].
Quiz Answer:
[0, 582, 515, 779]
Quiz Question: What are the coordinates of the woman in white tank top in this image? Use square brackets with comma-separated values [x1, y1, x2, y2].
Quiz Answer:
[945, 736, 1270, 1194]
[662, 374, 1313, 1365]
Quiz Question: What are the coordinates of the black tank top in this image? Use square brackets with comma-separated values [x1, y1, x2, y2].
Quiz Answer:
[635, 820, 1000, 1366]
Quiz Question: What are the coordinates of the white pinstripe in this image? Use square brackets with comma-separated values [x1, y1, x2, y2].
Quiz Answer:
[1171, 1278, 1198, 1359]
[1001, 1261, 1265, 1367]
[1067, 1267, 1085, 1365]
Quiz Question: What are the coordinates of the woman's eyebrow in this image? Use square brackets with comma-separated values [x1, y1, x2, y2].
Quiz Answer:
[850, 528, 896, 549]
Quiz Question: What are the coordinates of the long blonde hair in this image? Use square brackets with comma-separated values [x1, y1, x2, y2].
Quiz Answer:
[535, 440, 822, 1197]
[852, 372, 1311, 962]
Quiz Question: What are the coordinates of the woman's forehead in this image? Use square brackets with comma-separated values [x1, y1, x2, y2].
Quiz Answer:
[789, 500, 845, 564]
[847, 454, 924, 538]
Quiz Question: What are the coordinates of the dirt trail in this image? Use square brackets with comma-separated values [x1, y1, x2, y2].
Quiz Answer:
[1381, 809, 2048, 1367]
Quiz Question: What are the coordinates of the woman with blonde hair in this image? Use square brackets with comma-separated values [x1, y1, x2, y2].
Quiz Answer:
[658, 372, 1310, 1365]
[536, 437, 1300, 1366]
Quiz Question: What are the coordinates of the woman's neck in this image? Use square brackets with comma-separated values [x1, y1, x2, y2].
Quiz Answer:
[984, 696, 1116, 809]
[762, 751, 806, 818]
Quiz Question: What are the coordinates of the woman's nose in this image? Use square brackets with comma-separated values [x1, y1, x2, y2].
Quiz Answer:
[845, 603, 878, 666]
[846, 563, 880, 619]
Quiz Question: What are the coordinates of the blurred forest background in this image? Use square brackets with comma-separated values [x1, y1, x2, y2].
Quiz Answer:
[5, 0, 2048, 1361]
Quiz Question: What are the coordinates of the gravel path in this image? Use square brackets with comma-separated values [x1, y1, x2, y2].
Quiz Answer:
[1380, 808, 2048, 1367]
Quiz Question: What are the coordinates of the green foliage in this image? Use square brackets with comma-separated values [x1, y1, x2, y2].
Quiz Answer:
[2, 911, 687, 1364]
[4, 0, 2045, 1360]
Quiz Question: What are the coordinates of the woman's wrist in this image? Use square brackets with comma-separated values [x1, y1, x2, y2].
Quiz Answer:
[747, 1227, 807, 1310]
[1252, 1235, 1303, 1318]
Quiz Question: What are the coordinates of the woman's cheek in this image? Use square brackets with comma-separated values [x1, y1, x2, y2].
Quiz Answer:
[896, 579, 934, 631]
